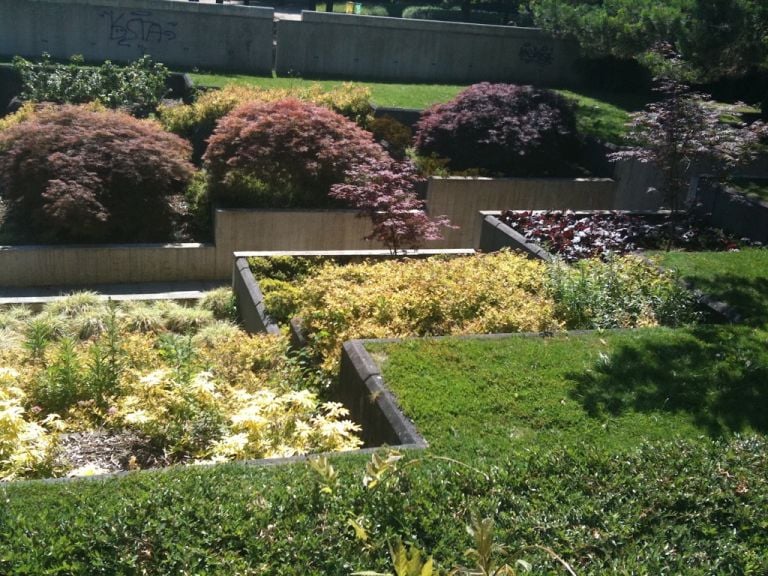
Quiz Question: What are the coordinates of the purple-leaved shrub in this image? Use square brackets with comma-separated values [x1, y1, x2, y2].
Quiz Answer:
[0, 104, 194, 243]
[413, 83, 582, 176]
[330, 160, 453, 254]
[204, 98, 388, 208]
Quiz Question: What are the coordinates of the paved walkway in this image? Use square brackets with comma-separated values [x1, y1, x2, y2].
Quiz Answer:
[0, 281, 227, 308]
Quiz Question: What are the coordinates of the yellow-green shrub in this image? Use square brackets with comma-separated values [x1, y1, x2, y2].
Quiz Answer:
[158, 83, 372, 139]
[0, 367, 61, 480]
[0, 294, 362, 478]
[294, 253, 560, 371]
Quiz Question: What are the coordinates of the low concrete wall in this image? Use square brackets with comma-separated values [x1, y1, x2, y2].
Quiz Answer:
[478, 213, 552, 260]
[694, 179, 768, 243]
[0, 0, 274, 73]
[276, 11, 580, 85]
[0, 177, 623, 288]
[426, 177, 616, 248]
[232, 256, 281, 335]
[338, 340, 428, 448]
[0, 243, 218, 287]
[214, 209, 388, 259]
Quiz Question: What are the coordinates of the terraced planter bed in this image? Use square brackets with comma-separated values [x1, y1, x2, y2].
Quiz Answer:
[0, 291, 362, 480]
[481, 209, 753, 262]
[235, 250, 698, 371]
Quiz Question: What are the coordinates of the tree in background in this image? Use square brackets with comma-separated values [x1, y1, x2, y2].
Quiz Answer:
[529, 0, 768, 85]
[609, 56, 764, 221]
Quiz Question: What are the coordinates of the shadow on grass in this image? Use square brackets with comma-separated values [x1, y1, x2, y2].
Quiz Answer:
[567, 325, 768, 437]
[686, 274, 768, 328]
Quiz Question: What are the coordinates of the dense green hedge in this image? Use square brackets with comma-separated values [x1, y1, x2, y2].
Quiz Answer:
[2, 438, 766, 574]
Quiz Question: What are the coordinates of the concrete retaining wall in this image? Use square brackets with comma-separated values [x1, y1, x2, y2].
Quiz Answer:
[426, 177, 617, 248]
[276, 11, 580, 85]
[0, 243, 218, 287]
[694, 178, 768, 243]
[0, 177, 621, 287]
[0, 0, 274, 73]
[338, 340, 428, 448]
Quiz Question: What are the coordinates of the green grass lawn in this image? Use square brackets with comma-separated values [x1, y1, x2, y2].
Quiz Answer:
[653, 248, 768, 328]
[189, 73, 634, 142]
[368, 327, 768, 461]
[189, 72, 466, 109]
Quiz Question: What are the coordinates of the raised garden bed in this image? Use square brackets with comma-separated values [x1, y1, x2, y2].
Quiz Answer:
[481, 209, 754, 262]
[0, 291, 363, 480]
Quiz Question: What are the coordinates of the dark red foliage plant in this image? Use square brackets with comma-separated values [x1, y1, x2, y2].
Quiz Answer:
[413, 82, 583, 176]
[331, 159, 453, 254]
[203, 98, 389, 208]
[0, 104, 194, 243]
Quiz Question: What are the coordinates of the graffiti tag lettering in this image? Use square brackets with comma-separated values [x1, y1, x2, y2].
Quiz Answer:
[518, 42, 553, 67]
[100, 10, 178, 48]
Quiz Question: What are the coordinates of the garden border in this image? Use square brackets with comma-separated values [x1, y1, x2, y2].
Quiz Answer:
[231, 249, 476, 335]
[478, 209, 744, 323]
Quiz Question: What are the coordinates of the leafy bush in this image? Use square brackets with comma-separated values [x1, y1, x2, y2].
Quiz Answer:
[13, 53, 169, 117]
[159, 83, 373, 160]
[0, 104, 194, 243]
[370, 115, 413, 160]
[204, 98, 388, 208]
[291, 253, 559, 371]
[501, 210, 755, 260]
[0, 293, 361, 478]
[546, 255, 699, 329]
[413, 83, 582, 176]
[330, 159, 452, 254]
[2, 436, 767, 573]
[402, 5, 508, 24]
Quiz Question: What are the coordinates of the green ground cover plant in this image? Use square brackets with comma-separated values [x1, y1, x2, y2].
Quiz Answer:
[2, 328, 765, 573]
[653, 247, 768, 327]
[12, 53, 169, 117]
[252, 252, 696, 372]
[368, 327, 768, 458]
[0, 291, 360, 480]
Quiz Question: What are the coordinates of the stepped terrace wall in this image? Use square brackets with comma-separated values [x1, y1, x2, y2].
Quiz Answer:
[0, 0, 274, 73]
[276, 11, 580, 85]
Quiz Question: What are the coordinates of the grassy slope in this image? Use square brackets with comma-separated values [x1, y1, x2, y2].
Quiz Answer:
[189, 73, 634, 143]
[654, 248, 768, 328]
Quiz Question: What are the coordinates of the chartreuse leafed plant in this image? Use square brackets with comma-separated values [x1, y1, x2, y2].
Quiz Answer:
[255, 251, 697, 372]
[546, 254, 698, 329]
[0, 292, 361, 480]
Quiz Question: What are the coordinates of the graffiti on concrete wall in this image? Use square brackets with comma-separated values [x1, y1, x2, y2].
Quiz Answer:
[518, 42, 553, 67]
[100, 10, 178, 48]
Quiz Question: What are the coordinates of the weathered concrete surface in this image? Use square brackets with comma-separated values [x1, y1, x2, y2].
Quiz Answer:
[0, 0, 274, 73]
[425, 177, 617, 248]
[276, 11, 580, 85]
